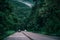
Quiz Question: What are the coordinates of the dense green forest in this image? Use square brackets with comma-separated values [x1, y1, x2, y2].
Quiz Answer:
[0, 0, 60, 40]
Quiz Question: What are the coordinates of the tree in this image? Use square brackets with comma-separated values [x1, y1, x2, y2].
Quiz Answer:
[28, 0, 60, 35]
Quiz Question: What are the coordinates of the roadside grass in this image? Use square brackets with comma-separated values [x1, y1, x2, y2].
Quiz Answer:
[0, 30, 15, 40]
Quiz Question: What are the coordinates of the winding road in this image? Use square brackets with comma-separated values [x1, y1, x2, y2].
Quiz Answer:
[4, 31, 60, 40]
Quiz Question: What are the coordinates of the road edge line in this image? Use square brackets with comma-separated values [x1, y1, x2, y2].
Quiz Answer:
[22, 32, 34, 40]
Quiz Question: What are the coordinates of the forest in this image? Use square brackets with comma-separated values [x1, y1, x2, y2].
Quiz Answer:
[0, 0, 60, 40]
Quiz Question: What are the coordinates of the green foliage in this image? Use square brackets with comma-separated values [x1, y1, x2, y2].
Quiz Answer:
[0, 0, 17, 40]
[28, 0, 60, 35]
[0, 0, 60, 40]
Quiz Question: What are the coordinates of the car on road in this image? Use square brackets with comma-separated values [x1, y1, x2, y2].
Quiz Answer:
[18, 30, 21, 32]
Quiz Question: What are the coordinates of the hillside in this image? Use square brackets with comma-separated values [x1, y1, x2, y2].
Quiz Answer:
[9, 0, 32, 18]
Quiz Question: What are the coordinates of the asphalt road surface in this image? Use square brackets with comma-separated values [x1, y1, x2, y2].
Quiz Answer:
[4, 31, 59, 40]
[4, 32, 30, 40]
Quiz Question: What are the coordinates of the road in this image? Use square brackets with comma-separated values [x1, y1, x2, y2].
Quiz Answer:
[4, 31, 59, 40]
[4, 32, 30, 40]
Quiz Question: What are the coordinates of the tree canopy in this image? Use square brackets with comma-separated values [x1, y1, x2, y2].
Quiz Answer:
[0, 0, 60, 40]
